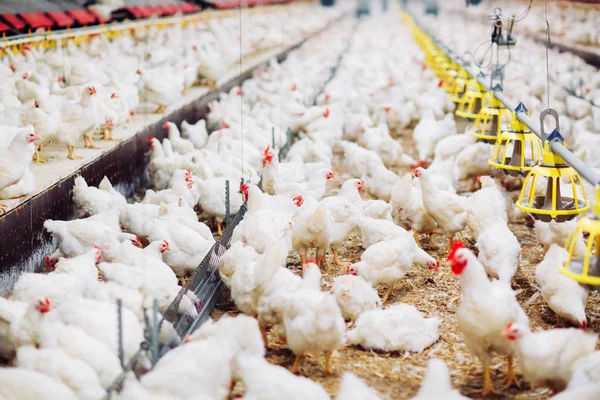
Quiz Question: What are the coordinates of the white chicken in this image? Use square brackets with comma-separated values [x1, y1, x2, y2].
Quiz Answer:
[0, 126, 39, 212]
[181, 119, 208, 149]
[291, 196, 332, 269]
[476, 222, 521, 282]
[332, 274, 381, 322]
[466, 176, 508, 240]
[15, 346, 105, 400]
[335, 372, 383, 400]
[391, 173, 437, 245]
[282, 263, 345, 374]
[72, 175, 126, 217]
[0, 368, 79, 400]
[347, 235, 439, 303]
[503, 322, 598, 391]
[447, 242, 529, 394]
[415, 167, 467, 250]
[237, 355, 330, 400]
[346, 303, 441, 352]
[536, 244, 590, 328]
[411, 358, 469, 400]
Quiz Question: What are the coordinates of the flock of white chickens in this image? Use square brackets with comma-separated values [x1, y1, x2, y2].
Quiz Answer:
[0, 3, 344, 213]
[1, 2, 600, 400]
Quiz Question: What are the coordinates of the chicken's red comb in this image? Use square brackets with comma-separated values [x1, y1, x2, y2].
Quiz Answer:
[446, 241, 464, 261]
[148, 136, 155, 146]
[384, 106, 391, 112]
[306, 259, 317, 264]
[162, 121, 169, 129]
[323, 108, 330, 118]
[235, 87, 242, 96]
[110, 93, 117, 99]
[263, 146, 271, 156]
[506, 322, 513, 330]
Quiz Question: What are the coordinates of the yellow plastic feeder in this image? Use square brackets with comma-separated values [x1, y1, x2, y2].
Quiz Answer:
[471, 89, 510, 142]
[455, 78, 488, 119]
[489, 102, 542, 177]
[560, 186, 600, 285]
[516, 109, 590, 222]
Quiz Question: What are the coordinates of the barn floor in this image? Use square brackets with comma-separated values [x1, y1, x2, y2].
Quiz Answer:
[211, 118, 600, 399]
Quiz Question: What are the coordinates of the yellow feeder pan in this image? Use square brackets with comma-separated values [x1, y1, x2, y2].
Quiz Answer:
[455, 78, 488, 119]
[516, 110, 590, 222]
[560, 186, 600, 285]
[471, 90, 510, 142]
[489, 102, 542, 177]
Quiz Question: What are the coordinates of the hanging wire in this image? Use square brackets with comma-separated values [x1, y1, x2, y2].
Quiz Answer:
[239, 0, 244, 176]
[472, 39, 493, 69]
[512, 0, 533, 22]
[544, 0, 551, 109]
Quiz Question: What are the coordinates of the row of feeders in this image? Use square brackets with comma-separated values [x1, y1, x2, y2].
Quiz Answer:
[403, 11, 597, 287]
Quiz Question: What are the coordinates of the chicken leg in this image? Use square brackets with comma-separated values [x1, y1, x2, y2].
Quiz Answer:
[0, 204, 6, 214]
[382, 285, 394, 304]
[447, 235, 455, 253]
[324, 350, 333, 373]
[67, 145, 83, 160]
[259, 324, 269, 347]
[178, 277, 186, 287]
[503, 356, 520, 388]
[332, 248, 341, 265]
[103, 128, 119, 141]
[412, 228, 421, 247]
[216, 221, 223, 236]
[33, 149, 48, 163]
[482, 364, 498, 396]
[289, 354, 304, 374]
[155, 105, 168, 114]
[83, 136, 100, 149]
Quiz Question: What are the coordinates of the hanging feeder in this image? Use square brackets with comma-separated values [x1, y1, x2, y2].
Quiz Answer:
[455, 77, 488, 119]
[560, 186, 600, 285]
[489, 102, 542, 176]
[516, 109, 590, 222]
[471, 88, 510, 141]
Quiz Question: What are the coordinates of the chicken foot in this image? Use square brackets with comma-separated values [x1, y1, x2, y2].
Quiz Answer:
[66, 145, 83, 160]
[0, 204, 6, 214]
[324, 350, 333, 374]
[178, 277, 186, 287]
[412, 228, 421, 247]
[481, 364, 498, 396]
[381, 285, 394, 304]
[83, 136, 100, 149]
[216, 221, 223, 236]
[155, 105, 168, 114]
[503, 356, 520, 388]
[33, 149, 48, 163]
[332, 248, 342, 265]
[289, 354, 304, 374]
